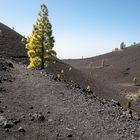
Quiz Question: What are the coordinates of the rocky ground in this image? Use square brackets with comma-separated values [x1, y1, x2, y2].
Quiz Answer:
[0, 57, 140, 140]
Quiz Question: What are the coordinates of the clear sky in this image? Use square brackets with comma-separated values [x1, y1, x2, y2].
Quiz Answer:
[0, 0, 140, 59]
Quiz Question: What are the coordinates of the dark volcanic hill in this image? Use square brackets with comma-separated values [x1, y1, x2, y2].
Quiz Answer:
[64, 45, 140, 112]
[0, 22, 27, 57]
[1, 23, 140, 139]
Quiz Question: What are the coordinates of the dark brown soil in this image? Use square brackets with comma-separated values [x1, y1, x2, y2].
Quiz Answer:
[0, 57, 140, 140]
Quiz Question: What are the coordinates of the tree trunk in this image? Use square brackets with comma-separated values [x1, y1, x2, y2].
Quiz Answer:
[41, 36, 44, 69]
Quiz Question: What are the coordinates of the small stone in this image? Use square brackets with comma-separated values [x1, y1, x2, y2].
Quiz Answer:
[67, 134, 72, 137]
[111, 99, 121, 106]
[0, 87, 6, 92]
[29, 106, 33, 109]
[48, 119, 53, 122]
[3, 77, 8, 81]
[53, 77, 57, 81]
[3, 120, 14, 128]
[0, 116, 6, 126]
[5, 128, 9, 132]
[97, 109, 104, 113]
[38, 114, 45, 121]
[9, 79, 13, 82]
[4, 106, 7, 109]
[7, 110, 11, 113]
[82, 88, 87, 93]
[8, 63, 14, 68]
[134, 134, 139, 138]
[124, 109, 132, 118]
[102, 99, 107, 104]
[21, 115, 25, 119]
[132, 112, 140, 121]
[31, 117, 34, 121]
[56, 133, 60, 137]
[66, 127, 72, 131]
[47, 111, 50, 114]
[13, 119, 20, 125]
[18, 127, 25, 132]
[88, 90, 93, 94]
[29, 113, 32, 117]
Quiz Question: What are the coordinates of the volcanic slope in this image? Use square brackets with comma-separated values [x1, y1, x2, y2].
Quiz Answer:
[0, 22, 27, 57]
[64, 44, 140, 112]
[1, 57, 140, 140]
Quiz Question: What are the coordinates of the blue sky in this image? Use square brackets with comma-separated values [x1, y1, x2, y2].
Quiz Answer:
[0, 0, 140, 59]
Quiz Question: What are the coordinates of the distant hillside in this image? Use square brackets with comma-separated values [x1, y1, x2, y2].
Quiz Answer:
[65, 44, 140, 112]
[0, 22, 27, 57]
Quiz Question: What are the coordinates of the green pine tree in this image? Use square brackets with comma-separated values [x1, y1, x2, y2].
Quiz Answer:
[26, 4, 56, 69]
[120, 42, 126, 50]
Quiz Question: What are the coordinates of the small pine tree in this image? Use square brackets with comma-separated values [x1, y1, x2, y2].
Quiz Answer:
[132, 77, 138, 85]
[69, 67, 72, 71]
[101, 59, 105, 68]
[0, 29, 2, 36]
[86, 85, 91, 92]
[126, 100, 132, 108]
[21, 37, 26, 45]
[61, 69, 64, 74]
[138, 89, 140, 98]
[26, 4, 56, 69]
[120, 42, 126, 50]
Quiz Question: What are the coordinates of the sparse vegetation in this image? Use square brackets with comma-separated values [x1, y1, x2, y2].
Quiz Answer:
[69, 67, 72, 71]
[26, 4, 56, 69]
[101, 59, 105, 68]
[21, 37, 26, 45]
[86, 85, 91, 92]
[0, 29, 2, 36]
[138, 89, 140, 98]
[71, 80, 73, 83]
[61, 69, 64, 74]
[132, 77, 138, 85]
[57, 73, 61, 79]
[126, 100, 132, 108]
[133, 42, 136, 45]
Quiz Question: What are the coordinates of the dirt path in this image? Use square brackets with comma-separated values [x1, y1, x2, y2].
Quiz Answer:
[1, 59, 140, 140]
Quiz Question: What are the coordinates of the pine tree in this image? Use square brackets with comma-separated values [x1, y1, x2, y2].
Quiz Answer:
[120, 42, 126, 50]
[26, 4, 56, 69]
